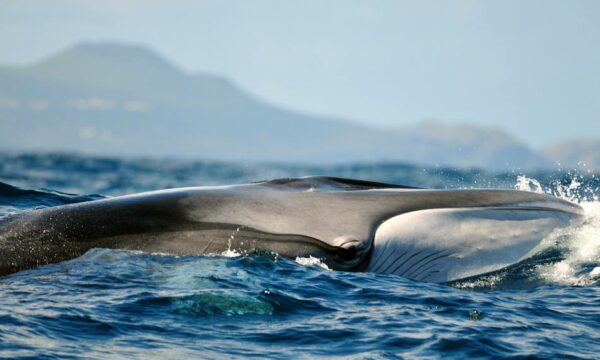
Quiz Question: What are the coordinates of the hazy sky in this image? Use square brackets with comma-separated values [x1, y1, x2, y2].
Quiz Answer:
[2, 0, 599, 146]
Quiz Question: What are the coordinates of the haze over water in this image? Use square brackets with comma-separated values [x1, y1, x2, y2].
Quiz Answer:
[2, 1, 600, 146]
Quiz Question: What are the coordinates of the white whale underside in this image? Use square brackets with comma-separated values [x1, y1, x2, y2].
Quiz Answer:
[368, 207, 573, 282]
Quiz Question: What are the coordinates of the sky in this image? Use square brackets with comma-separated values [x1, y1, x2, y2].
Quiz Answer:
[1, 0, 599, 147]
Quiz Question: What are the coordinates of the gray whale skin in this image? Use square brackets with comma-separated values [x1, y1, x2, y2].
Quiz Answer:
[0, 176, 583, 283]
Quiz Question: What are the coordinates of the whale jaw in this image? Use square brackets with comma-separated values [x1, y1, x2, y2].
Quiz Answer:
[367, 206, 579, 283]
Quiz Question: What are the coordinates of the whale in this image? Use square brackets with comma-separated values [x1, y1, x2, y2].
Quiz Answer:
[0, 176, 583, 282]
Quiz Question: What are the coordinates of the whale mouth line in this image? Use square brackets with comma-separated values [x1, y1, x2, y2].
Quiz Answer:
[95, 222, 371, 272]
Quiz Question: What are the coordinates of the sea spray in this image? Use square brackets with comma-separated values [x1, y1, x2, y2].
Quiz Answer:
[222, 226, 244, 257]
[513, 174, 600, 286]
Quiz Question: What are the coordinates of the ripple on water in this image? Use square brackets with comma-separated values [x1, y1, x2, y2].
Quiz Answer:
[1, 156, 600, 358]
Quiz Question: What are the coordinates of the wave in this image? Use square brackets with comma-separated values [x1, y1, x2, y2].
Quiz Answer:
[1, 153, 599, 358]
[0, 181, 104, 218]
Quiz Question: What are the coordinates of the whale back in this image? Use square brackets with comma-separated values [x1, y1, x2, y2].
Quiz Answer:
[0, 176, 583, 280]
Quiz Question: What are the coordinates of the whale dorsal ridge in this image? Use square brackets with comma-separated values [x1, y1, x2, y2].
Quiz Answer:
[257, 176, 421, 191]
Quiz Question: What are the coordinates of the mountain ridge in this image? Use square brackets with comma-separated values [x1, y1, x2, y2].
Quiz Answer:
[0, 42, 594, 170]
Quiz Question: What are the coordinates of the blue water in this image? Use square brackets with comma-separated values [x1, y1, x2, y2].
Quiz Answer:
[1, 152, 600, 358]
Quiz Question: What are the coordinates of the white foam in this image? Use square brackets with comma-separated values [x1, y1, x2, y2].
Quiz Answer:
[536, 201, 600, 285]
[453, 274, 506, 289]
[295, 256, 330, 270]
[221, 249, 242, 258]
[512, 175, 600, 286]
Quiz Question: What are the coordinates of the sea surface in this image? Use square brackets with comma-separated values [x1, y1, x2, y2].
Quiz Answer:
[1, 152, 599, 359]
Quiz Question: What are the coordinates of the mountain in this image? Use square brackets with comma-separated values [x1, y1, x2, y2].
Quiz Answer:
[398, 122, 554, 169]
[543, 140, 600, 170]
[0, 42, 560, 169]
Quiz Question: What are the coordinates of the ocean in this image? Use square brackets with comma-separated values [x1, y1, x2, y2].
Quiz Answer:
[0, 152, 599, 359]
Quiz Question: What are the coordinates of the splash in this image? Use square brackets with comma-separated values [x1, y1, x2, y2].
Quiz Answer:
[515, 173, 599, 203]
[536, 202, 600, 286]
[222, 226, 244, 257]
[222, 248, 242, 258]
[515, 175, 543, 193]
[514, 174, 600, 286]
